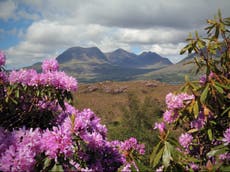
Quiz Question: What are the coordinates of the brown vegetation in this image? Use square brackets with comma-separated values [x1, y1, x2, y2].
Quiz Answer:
[73, 80, 180, 124]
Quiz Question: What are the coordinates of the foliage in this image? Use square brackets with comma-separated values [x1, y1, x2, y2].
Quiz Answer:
[0, 56, 144, 171]
[108, 93, 162, 170]
[151, 10, 230, 171]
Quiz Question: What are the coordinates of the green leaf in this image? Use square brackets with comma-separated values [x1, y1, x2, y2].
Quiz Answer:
[208, 129, 213, 141]
[5, 96, 9, 103]
[218, 9, 222, 19]
[195, 31, 199, 38]
[220, 106, 230, 116]
[200, 83, 209, 104]
[168, 137, 179, 146]
[10, 97, 18, 104]
[220, 165, 230, 172]
[163, 142, 172, 168]
[213, 83, 224, 94]
[215, 25, 220, 38]
[51, 164, 64, 172]
[15, 89, 20, 98]
[223, 17, 230, 25]
[188, 128, 199, 133]
[36, 90, 40, 97]
[184, 75, 190, 82]
[153, 147, 164, 168]
[150, 141, 162, 165]
[180, 44, 191, 55]
[43, 157, 52, 169]
[193, 101, 199, 118]
[207, 146, 228, 157]
[215, 82, 230, 89]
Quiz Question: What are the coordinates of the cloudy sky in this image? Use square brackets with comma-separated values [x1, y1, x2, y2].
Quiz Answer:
[0, 0, 229, 69]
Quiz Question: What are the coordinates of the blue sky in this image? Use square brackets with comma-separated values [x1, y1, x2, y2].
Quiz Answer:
[0, 0, 230, 69]
[0, 19, 31, 48]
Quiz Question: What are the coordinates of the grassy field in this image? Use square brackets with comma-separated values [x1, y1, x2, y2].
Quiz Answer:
[73, 80, 180, 125]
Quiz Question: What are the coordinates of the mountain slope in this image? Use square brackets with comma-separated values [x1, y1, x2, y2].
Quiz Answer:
[56, 47, 173, 82]
[135, 57, 199, 84]
[105, 48, 138, 66]
[136, 52, 172, 69]
[57, 46, 108, 63]
[30, 46, 173, 83]
[105, 49, 172, 69]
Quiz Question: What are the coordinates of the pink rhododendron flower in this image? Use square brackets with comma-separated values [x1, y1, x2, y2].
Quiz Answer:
[154, 122, 165, 134]
[42, 58, 59, 73]
[179, 133, 193, 148]
[199, 75, 207, 85]
[190, 112, 206, 129]
[165, 93, 194, 110]
[163, 110, 178, 123]
[0, 51, 6, 66]
[223, 127, 230, 145]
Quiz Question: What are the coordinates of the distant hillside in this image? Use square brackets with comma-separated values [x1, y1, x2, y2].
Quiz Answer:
[105, 48, 172, 69]
[135, 56, 200, 84]
[57, 47, 108, 63]
[30, 46, 173, 83]
[105, 48, 138, 66]
[137, 51, 172, 69]
[137, 49, 222, 84]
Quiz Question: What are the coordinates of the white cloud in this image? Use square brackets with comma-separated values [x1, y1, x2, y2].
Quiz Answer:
[5, 20, 113, 68]
[117, 27, 188, 44]
[0, 0, 16, 20]
[3, 0, 230, 68]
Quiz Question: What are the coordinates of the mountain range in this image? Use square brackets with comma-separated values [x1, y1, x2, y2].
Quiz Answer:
[30, 46, 198, 83]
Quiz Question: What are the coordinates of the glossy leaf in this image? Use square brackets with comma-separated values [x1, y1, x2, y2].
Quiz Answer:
[150, 141, 162, 166]
[207, 146, 228, 157]
[51, 164, 64, 172]
[188, 128, 199, 133]
[153, 147, 164, 168]
[208, 129, 213, 141]
[180, 44, 191, 55]
[193, 101, 199, 118]
[213, 83, 224, 94]
[43, 157, 52, 170]
[162, 142, 172, 168]
[200, 83, 209, 104]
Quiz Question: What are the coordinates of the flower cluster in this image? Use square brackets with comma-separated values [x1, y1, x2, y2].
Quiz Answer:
[199, 72, 216, 85]
[179, 133, 193, 149]
[111, 137, 145, 171]
[0, 51, 6, 66]
[0, 71, 7, 82]
[154, 122, 165, 134]
[0, 128, 42, 172]
[119, 137, 145, 155]
[163, 110, 178, 124]
[0, 106, 142, 171]
[41, 125, 73, 159]
[163, 93, 194, 124]
[190, 112, 206, 129]
[165, 93, 195, 110]
[0, 52, 144, 171]
[42, 59, 59, 73]
[222, 127, 230, 145]
[9, 68, 77, 91]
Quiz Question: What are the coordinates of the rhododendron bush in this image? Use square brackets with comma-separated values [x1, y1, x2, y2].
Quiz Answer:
[151, 11, 230, 171]
[0, 57, 144, 171]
